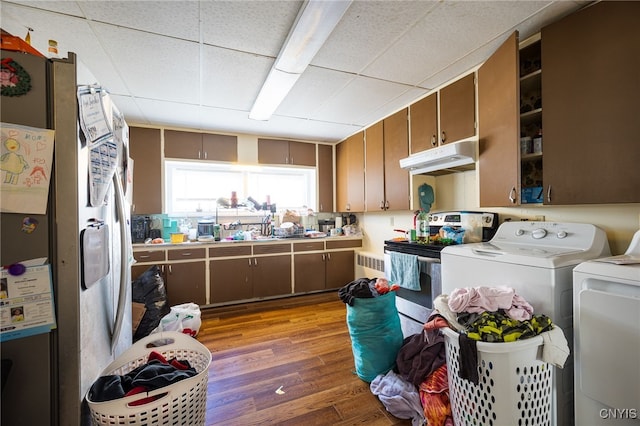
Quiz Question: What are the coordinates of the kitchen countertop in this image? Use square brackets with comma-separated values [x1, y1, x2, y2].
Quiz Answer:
[132, 235, 362, 249]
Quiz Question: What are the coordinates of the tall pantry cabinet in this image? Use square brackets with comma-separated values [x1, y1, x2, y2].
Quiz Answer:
[478, 1, 640, 207]
[541, 1, 640, 204]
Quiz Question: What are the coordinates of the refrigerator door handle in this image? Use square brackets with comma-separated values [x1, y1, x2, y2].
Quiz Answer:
[111, 172, 131, 353]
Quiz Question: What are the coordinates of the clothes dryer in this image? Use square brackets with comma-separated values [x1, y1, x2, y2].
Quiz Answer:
[573, 230, 640, 426]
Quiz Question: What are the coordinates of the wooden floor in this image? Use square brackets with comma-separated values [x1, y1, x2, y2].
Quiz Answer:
[197, 292, 413, 425]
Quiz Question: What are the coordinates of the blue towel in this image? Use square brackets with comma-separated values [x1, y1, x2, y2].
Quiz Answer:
[389, 252, 420, 291]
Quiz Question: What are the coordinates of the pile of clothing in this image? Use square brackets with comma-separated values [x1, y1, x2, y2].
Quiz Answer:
[88, 350, 197, 405]
[370, 285, 569, 426]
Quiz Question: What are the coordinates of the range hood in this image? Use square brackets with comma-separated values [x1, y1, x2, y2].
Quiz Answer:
[399, 138, 477, 175]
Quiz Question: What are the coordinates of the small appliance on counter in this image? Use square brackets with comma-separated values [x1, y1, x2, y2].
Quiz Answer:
[130, 215, 151, 243]
[197, 219, 220, 241]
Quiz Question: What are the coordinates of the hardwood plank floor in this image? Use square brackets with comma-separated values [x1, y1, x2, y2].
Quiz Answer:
[197, 292, 413, 425]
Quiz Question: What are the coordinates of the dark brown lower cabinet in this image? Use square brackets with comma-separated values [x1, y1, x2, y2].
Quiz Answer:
[164, 262, 206, 306]
[131, 261, 206, 306]
[294, 250, 355, 292]
[210, 254, 292, 303]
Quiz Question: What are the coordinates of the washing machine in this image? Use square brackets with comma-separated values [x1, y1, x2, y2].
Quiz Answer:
[573, 230, 640, 426]
[440, 221, 611, 426]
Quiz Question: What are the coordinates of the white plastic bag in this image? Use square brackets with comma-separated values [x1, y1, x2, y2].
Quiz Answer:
[153, 303, 202, 337]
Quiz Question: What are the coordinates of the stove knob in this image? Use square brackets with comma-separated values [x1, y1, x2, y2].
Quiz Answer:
[516, 228, 525, 236]
[532, 228, 547, 239]
[557, 230, 568, 239]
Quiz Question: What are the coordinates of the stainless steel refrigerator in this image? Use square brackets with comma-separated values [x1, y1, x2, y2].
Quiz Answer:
[1, 50, 132, 425]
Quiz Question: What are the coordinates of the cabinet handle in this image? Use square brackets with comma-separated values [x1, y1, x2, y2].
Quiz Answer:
[254, 258, 258, 266]
[168, 265, 172, 274]
[322, 253, 326, 261]
[384, 200, 389, 210]
[326, 253, 331, 261]
[248, 259, 252, 266]
[547, 185, 552, 203]
[431, 135, 437, 147]
[379, 201, 384, 210]
[181, 252, 193, 257]
[139, 255, 150, 259]
[204, 151, 208, 160]
[161, 265, 165, 273]
[198, 150, 201, 159]
[290, 156, 293, 164]
[346, 204, 350, 211]
[441, 131, 447, 144]
[509, 187, 517, 204]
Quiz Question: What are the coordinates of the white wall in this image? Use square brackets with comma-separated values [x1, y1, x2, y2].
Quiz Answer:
[359, 170, 640, 255]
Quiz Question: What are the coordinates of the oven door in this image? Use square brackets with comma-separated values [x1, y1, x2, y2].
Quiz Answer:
[384, 253, 441, 337]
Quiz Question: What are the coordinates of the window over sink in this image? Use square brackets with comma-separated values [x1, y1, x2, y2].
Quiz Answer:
[164, 160, 317, 215]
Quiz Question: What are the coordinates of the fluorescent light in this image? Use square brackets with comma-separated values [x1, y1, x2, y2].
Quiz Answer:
[249, 0, 352, 121]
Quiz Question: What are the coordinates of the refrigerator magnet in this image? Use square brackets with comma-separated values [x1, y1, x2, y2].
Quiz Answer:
[21, 217, 38, 233]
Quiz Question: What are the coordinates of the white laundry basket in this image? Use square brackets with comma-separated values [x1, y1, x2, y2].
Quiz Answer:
[441, 327, 552, 426]
[87, 332, 211, 426]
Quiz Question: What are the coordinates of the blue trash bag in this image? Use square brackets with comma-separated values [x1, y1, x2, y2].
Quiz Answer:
[346, 291, 404, 382]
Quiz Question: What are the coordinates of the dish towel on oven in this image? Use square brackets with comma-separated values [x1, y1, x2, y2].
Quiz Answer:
[389, 252, 420, 291]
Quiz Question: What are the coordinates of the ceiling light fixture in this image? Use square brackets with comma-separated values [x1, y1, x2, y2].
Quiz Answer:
[249, 0, 352, 121]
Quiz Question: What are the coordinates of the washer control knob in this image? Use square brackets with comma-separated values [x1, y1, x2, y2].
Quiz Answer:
[516, 228, 525, 236]
[557, 230, 568, 239]
[532, 228, 547, 239]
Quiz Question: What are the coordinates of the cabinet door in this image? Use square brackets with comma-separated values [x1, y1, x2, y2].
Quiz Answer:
[317, 144, 333, 212]
[289, 141, 316, 166]
[165, 261, 206, 306]
[410, 93, 438, 153]
[542, 1, 640, 204]
[202, 133, 238, 162]
[253, 255, 292, 298]
[257, 138, 290, 164]
[440, 73, 476, 144]
[336, 140, 348, 212]
[129, 127, 162, 214]
[365, 120, 385, 211]
[325, 251, 354, 290]
[210, 258, 252, 303]
[478, 32, 520, 207]
[164, 129, 202, 160]
[346, 132, 365, 212]
[294, 253, 326, 293]
[383, 108, 410, 211]
[336, 132, 365, 212]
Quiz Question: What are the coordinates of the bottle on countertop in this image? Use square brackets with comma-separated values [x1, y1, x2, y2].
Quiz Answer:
[231, 191, 238, 208]
[416, 210, 429, 242]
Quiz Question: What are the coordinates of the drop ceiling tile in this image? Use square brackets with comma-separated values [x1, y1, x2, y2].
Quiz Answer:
[276, 66, 356, 118]
[108, 94, 146, 126]
[364, 1, 552, 85]
[1, 3, 130, 95]
[133, 98, 203, 130]
[201, 44, 274, 110]
[79, 1, 200, 41]
[201, 0, 302, 57]
[91, 22, 200, 104]
[310, 75, 416, 126]
[312, 1, 436, 73]
[6, 1, 86, 17]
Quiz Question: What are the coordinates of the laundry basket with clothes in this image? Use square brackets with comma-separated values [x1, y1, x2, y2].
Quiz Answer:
[339, 277, 403, 382]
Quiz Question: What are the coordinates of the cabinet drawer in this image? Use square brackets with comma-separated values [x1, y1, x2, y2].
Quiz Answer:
[253, 243, 291, 255]
[209, 245, 252, 258]
[293, 241, 325, 252]
[133, 250, 165, 263]
[167, 248, 206, 260]
[326, 239, 362, 249]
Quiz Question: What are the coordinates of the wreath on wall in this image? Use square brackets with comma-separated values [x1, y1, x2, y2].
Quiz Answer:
[1, 58, 32, 97]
